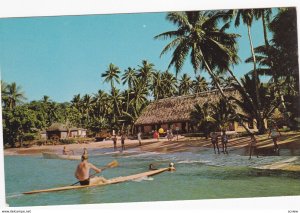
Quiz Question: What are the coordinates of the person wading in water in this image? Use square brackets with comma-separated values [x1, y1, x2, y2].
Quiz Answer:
[249, 135, 258, 160]
[268, 123, 281, 154]
[121, 132, 126, 151]
[221, 130, 229, 154]
[211, 132, 220, 154]
[112, 135, 117, 151]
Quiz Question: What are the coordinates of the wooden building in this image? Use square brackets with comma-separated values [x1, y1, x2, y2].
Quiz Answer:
[46, 123, 87, 140]
[135, 89, 261, 134]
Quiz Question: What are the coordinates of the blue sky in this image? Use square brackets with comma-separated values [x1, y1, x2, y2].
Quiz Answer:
[0, 11, 269, 103]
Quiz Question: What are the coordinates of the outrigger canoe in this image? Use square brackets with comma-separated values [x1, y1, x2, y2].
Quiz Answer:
[23, 167, 170, 195]
[42, 152, 81, 160]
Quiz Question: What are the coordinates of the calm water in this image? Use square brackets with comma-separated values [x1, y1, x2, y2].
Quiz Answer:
[4, 148, 300, 207]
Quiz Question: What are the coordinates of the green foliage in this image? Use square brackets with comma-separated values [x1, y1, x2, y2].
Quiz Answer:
[59, 138, 77, 144]
[2, 105, 39, 147]
[2, 8, 299, 147]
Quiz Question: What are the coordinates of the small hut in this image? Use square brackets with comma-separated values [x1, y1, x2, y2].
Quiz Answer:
[69, 128, 87, 138]
[46, 123, 68, 140]
[46, 123, 87, 139]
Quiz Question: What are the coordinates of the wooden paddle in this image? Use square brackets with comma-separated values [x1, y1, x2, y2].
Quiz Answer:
[71, 160, 119, 186]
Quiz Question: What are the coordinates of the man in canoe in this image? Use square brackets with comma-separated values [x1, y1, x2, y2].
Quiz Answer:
[63, 146, 74, 155]
[75, 154, 107, 185]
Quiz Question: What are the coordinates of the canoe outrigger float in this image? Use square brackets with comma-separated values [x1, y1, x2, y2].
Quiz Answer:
[23, 167, 172, 195]
[42, 152, 81, 160]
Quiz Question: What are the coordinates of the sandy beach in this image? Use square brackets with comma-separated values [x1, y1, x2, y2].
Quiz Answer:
[4, 131, 300, 157]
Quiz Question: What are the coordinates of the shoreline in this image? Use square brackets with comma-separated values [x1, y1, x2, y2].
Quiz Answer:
[4, 131, 300, 157]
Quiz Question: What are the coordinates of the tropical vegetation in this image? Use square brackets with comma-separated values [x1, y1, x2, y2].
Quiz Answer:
[1, 7, 299, 148]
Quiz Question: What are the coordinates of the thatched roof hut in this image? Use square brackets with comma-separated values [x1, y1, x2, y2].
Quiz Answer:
[46, 123, 87, 139]
[135, 88, 241, 126]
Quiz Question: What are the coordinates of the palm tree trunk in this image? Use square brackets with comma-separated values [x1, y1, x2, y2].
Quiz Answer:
[247, 25, 260, 107]
[247, 25, 265, 134]
[261, 11, 269, 47]
[200, 51, 254, 136]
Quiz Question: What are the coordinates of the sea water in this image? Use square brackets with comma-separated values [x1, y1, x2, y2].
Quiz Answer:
[4, 148, 300, 207]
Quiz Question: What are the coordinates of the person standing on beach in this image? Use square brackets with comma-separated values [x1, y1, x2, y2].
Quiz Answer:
[112, 135, 117, 151]
[137, 131, 142, 146]
[268, 123, 281, 153]
[249, 135, 258, 159]
[167, 130, 172, 141]
[74, 154, 107, 185]
[211, 132, 220, 154]
[153, 130, 159, 141]
[121, 132, 126, 151]
[221, 130, 229, 154]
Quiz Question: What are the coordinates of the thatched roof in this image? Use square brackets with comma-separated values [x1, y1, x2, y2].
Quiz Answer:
[47, 123, 86, 132]
[47, 123, 68, 132]
[135, 88, 241, 125]
[70, 127, 86, 131]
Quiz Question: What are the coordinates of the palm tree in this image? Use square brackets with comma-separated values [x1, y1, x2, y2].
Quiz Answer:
[47, 102, 59, 125]
[193, 76, 208, 94]
[122, 67, 137, 113]
[82, 94, 94, 125]
[210, 75, 226, 90]
[254, 8, 272, 47]
[211, 98, 236, 130]
[129, 79, 149, 113]
[268, 8, 299, 128]
[155, 11, 254, 135]
[231, 75, 278, 133]
[269, 8, 298, 80]
[1, 80, 8, 107]
[101, 63, 121, 89]
[42, 95, 51, 103]
[245, 45, 287, 111]
[137, 60, 155, 86]
[93, 90, 110, 117]
[71, 94, 82, 113]
[179, 73, 193, 95]
[122, 67, 137, 89]
[161, 70, 178, 98]
[110, 86, 124, 119]
[227, 9, 261, 114]
[190, 102, 216, 138]
[6, 82, 26, 109]
[151, 71, 163, 100]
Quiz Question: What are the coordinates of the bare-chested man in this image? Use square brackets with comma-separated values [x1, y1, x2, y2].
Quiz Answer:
[62, 146, 74, 155]
[74, 154, 107, 185]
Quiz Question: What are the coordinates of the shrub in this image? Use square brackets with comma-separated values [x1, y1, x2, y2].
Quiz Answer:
[23, 133, 36, 141]
[60, 138, 77, 144]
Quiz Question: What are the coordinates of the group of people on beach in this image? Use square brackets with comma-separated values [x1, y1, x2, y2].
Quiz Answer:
[153, 128, 174, 141]
[210, 123, 282, 159]
[112, 132, 127, 151]
[210, 130, 229, 154]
